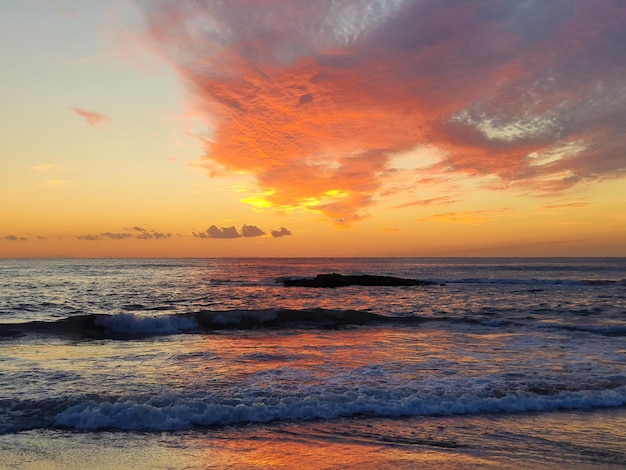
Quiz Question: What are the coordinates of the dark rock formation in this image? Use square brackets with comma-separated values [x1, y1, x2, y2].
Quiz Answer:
[281, 273, 437, 288]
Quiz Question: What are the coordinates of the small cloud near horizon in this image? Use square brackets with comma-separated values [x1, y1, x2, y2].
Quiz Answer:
[131, 226, 172, 239]
[77, 234, 102, 241]
[78, 228, 173, 241]
[271, 227, 292, 238]
[3, 235, 27, 241]
[194, 224, 293, 239]
[194, 225, 241, 239]
[241, 225, 265, 238]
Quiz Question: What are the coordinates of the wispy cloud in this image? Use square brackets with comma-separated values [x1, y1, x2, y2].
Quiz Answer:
[3, 235, 27, 241]
[393, 196, 458, 209]
[131, 226, 172, 239]
[30, 164, 55, 172]
[71, 107, 111, 128]
[139, 0, 626, 222]
[418, 209, 511, 225]
[539, 200, 591, 210]
[77, 231, 142, 241]
[77, 232, 133, 241]
[77, 234, 102, 241]
[36, 179, 67, 188]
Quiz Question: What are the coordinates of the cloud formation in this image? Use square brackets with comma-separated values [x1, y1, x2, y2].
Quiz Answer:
[194, 224, 292, 239]
[71, 107, 111, 128]
[77, 232, 132, 241]
[77, 229, 171, 241]
[139, 0, 626, 221]
[132, 226, 172, 239]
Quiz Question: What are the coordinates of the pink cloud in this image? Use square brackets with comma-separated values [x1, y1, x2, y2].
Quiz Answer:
[138, 0, 626, 221]
[71, 107, 111, 128]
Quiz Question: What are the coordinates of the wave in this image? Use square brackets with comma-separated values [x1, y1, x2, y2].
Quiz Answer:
[3, 308, 625, 339]
[3, 381, 625, 434]
[0, 309, 413, 339]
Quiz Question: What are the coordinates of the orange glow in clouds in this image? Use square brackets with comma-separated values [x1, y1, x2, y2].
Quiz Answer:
[140, 0, 626, 223]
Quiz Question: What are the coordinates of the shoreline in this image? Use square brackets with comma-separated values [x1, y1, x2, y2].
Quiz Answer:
[2, 407, 625, 469]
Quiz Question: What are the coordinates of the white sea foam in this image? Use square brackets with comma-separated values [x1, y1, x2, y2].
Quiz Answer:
[53, 385, 626, 431]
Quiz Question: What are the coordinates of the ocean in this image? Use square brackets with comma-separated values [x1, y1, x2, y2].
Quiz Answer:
[1, 257, 625, 469]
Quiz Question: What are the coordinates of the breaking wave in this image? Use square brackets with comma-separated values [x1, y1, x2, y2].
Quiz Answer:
[0, 309, 409, 339]
[3, 380, 625, 434]
[2, 307, 624, 340]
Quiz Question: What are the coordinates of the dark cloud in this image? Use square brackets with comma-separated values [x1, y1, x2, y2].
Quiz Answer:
[241, 224, 265, 237]
[139, 0, 626, 222]
[101, 232, 133, 240]
[78, 228, 173, 241]
[193, 224, 291, 239]
[3, 235, 27, 241]
[136, 231, 172, 240]
[132, 227, 172, 239]
[77, 234, 102, 241]
[201, 225, 241, 239]
[271, 227, 292, 238]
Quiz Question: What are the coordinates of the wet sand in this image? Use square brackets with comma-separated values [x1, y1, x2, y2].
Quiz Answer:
[2, 407, 625, 469]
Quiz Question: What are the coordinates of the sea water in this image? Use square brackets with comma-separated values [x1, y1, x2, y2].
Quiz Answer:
[0, 258, 625, 468]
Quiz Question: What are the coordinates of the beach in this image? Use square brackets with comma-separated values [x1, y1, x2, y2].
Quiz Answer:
[3, 409, 626, 469]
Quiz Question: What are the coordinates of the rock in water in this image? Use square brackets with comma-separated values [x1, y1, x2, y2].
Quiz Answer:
[281, 273, 437, 288]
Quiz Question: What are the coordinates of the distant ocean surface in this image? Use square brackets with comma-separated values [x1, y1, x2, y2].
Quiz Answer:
[1, 258, 625, 469]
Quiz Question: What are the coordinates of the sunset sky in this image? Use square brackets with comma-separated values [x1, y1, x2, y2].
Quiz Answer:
[1, 0, 625, 258]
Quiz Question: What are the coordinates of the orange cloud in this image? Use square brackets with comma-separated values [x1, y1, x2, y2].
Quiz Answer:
[540, 200, 592, 210]
[419, 209, 511, 225]
[30, 164, 55, 172]
[393, 197, 458, 209]
[139, 0, 626, 222]
[71, 107, 111, 128]
[36, 179, 67, 188]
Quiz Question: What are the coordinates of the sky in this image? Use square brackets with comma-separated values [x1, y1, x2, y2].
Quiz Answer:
[1, 0, 625, 258]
